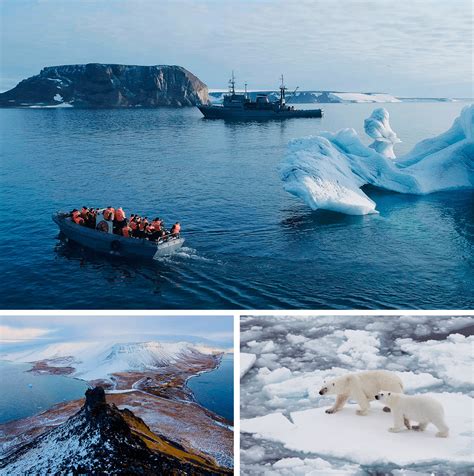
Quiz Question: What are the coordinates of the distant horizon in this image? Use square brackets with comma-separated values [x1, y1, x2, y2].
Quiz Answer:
[1, 0, 471, 98]
[1, 63, 472, 100]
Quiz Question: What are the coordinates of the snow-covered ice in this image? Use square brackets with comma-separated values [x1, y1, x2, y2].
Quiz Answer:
[240, 315, 474, 474]
[397, 334, 474, 390]
[241, 352, 257, 379]
[280, 105, 474, 215]
[242, 393, 473, 466]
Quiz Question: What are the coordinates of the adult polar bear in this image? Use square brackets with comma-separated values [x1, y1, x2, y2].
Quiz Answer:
[319, 370, 403, 415]
[376, 391, 449, 438]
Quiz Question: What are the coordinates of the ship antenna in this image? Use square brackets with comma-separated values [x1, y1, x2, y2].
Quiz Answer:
[244, 82, 248, 99]
[229, 71, 236, 95]
[279, 74, 286, 107]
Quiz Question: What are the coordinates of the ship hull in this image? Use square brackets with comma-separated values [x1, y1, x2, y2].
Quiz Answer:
[198, 105, 323, 120]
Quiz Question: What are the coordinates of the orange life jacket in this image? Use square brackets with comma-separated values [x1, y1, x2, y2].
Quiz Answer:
[171, 223, 181, 234]
[73, 215, 84, 225]
[115, 208, 125, 222]
[80, 208, 88, 219]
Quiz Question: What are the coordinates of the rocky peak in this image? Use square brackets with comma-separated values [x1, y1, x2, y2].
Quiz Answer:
[84, 386, 106, 414]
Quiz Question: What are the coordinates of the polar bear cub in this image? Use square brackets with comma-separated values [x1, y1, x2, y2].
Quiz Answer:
[319, 370, 403, 416]
[376, 391, 449, 438]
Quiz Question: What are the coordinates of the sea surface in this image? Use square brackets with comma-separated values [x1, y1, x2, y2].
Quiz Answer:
[0, 361, 87, 424]
[187, 353, 233, 423]
[0, 102, 472, 309]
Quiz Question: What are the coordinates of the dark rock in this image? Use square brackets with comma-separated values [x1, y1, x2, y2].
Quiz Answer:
[84, 386, 106, 414]
[0, 63, 210, 108]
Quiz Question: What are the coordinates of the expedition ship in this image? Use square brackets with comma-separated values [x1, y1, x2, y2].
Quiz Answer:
[198, 73, 323, 120]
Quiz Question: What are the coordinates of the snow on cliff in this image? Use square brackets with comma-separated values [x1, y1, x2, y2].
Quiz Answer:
[280, 105, 474, 215]
[2, 341, 222, 380]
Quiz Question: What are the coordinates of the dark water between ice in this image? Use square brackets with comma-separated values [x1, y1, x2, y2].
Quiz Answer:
[187, 353, 233, 423]
[0, 361, 87, 424]
[0, 102, 472, 309]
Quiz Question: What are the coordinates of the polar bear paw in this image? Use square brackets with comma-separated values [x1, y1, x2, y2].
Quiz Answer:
[356, 409, 368, 416]
[389, 427, 404, 433]
[325, 408, 335, 414]
[436, 431, 449, 438]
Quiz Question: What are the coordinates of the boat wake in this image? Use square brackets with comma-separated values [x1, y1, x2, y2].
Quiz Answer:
[280, 105, 474, 215]
[153, 246, 215, 264]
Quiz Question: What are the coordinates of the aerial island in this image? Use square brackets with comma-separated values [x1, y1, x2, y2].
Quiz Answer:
[0, 341, 233, 475]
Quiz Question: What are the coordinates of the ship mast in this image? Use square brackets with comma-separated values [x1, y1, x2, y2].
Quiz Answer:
[229, 71, 236, 95]
[279, 74, 287, 107]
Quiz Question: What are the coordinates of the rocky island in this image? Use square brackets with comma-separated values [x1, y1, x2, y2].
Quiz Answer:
[0, 63, 210, 108]
[0, 341, 233, 474]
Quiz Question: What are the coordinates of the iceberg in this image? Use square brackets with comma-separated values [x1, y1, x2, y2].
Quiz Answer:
[280, 105, 474, 215]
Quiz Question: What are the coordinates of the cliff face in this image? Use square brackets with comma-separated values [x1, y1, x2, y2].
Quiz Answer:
[0, 63, 210, 108]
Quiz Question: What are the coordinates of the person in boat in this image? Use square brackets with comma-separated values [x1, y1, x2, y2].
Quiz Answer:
[170, 222, 181, 237]
[103, 207, 115, 221]
[71, 209, 84, 226]
[137, 219, 147, 239]
[129, 215, 139, 237]
[121, 224, 131, 238]
[113, 207, 127, 235]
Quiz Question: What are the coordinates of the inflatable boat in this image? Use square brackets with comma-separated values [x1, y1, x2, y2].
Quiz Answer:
[53, 212, 184, 259]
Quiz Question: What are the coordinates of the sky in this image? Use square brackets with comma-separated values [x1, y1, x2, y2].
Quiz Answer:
[0, 0, 472, 97]
[0, 315, 234, 349]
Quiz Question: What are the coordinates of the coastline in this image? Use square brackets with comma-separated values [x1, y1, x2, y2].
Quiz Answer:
[0, 353, 234, 469]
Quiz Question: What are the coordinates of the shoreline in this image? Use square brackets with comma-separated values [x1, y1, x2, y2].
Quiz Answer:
[0, 354, 234, 469]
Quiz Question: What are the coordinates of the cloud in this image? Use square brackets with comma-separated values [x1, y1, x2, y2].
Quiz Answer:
[0, 0, 472, 96]
[0, 325, 52, 343]
[0, 315, 234, 347]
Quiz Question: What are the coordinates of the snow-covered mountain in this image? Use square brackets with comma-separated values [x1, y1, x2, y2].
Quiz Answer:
[2, 341, 223, 380]
[208, 90, 457, 104]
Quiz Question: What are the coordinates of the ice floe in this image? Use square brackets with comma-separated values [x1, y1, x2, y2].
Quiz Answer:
[241, 392, 473, 466]
[396, 334, 474, 390]
[240, 352, 257, 379]
[280, 105, 474, 215]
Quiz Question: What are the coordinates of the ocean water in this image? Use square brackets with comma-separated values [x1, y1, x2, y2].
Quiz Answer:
[187, 353, 234, 423]
[0, 102, 472, 309]
[0, 361, 87, 424]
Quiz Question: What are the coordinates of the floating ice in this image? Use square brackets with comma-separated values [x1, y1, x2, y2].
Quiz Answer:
[364, 108, 401, 158]
[242, 392, 474, 467]
[397, 334, 474, 389]
[281, 105, 474, 215]
[240, 352, 257, 379]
